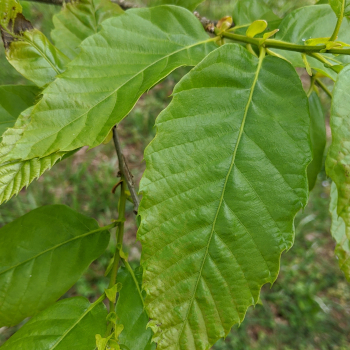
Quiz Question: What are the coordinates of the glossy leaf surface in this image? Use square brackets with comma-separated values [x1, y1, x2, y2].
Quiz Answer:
[138, 44, 311, 349]
[148, 0, 204, 11]
[330, 183, 350, 281]
[272, 5, 350, 80]
[51, 0, 123, 59]
[329, 0, 350, 17]
[0, 205, 110, 327]
[116, 266, 155, 350]
[0, 5, 217, 163]
[326, 64, 350, 280]
[232, 0, 280, 27]
[5, 27, 69, 87]
[307, 92, 326, 191]
[1, 297, 107, 349]
[0, 85, 39, 137]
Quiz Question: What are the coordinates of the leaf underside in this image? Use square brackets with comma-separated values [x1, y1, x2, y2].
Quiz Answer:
[51, 0, 123, 59]
[1, 297, 107, 350]
[0, 6, 217, 164]
[326, 64, 350, 281]
[138, 44, 311, 350]
[0, 205, 110, 327]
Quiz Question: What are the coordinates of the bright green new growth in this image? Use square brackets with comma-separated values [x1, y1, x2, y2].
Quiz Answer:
[0, 6, 217, 164]
[51, 0, 123, 59]
[0, 297, 108, 350]
[0, 205, 110, 327]
[138, 44, 311, 350]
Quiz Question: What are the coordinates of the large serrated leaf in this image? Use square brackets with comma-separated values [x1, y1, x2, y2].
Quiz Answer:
[1, 14, 69, 87]
[116, 266, 155, 350]
[138, 44, 311, 350]
[0, 205, 110, 327]
[0, 5, 217, 164]
[148, 0, 204, 11]
[326, 64, 350, 280]
[0, 85, 39, 137]
[330, 183, 350, 281]
[272, 5, 350, 80]
[51, 0, 123, 59]
[1, 297, 107, 350]
[307, 92, 326, 191]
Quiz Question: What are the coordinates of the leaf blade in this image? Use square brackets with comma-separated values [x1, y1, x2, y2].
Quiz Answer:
[0, 6, 217, 163]
[0, 205, 110, 327]
[1, 297, 107, 350]
[138, 44, 311, 349]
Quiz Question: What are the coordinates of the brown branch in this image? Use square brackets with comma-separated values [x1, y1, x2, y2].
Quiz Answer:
[112, 126, 140, 215]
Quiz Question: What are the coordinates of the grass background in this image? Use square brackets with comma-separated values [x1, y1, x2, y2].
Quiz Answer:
[1, 0, 350, 349]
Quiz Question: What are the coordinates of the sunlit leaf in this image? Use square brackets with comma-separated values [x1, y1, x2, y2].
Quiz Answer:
[0, 6, 217, 164]
[51, 0, 123, 59]
[326, 64, 350, 280]
[138, 44, 311, 349]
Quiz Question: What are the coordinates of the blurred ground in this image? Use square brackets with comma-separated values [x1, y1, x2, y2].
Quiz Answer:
[1, 0, 350, 349]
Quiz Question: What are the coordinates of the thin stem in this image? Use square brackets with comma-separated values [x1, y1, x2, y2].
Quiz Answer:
[113, 126, 140, 215]
[330, 0, 345, 41]
[307, 76, 316, 98]
[315, 78, 333, 98]
[108, 178, 127, 312]
[123, 259, 145, 307]
[216, 29, 350, 55]
[308, 52, 340, 73]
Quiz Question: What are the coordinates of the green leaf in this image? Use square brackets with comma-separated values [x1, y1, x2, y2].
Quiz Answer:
[0, 85, 39, 137]
[246, 20, 268, 38]
[116, 266, 155, 350]
[329, 0, 350, 17]
[0, 5, 217, 164]
[330, 183, 350, 281]
[0, 0, 21, 28]
[272, 5, 350, 81]
[2, 14, 69, 87]
[138, 44, 311, 349]
[1, 296, 107, 349]
[148, 0, 204, 11]
[0, 205, 110, 327]
[326, 64, 350, 280]
[307, 92, 326, 191]
[232, 0, 280, 27]
[51, 0, 123, 60]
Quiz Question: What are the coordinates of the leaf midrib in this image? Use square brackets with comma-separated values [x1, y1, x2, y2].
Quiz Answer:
[0, 226, 108, 276]
[176, 50, 266, 347]
[19, 36, 218, 159]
